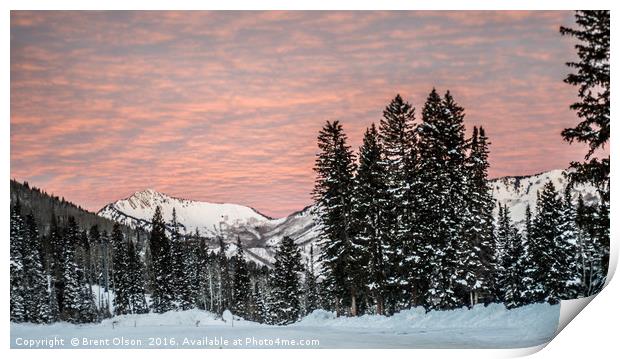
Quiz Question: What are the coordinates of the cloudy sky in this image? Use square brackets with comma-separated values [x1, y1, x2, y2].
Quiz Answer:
[11, 11, 590, 217]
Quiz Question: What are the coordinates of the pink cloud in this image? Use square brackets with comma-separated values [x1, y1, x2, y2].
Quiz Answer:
[11, 10, 597, 218]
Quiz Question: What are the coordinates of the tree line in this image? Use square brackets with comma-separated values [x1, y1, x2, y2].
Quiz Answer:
[311, 10, 609, 316]
[10, 200, 319, 325]
[312, 89, 608, 317]
[10, 10, 609, 325]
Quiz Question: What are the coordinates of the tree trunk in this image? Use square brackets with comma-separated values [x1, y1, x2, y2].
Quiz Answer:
[350, 288, 357, 316]
[376, 293, 384, 316]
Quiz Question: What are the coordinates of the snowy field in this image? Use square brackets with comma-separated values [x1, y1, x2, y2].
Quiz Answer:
[11, 303, 559, 349]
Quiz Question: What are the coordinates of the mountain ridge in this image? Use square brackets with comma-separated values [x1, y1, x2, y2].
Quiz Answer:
[97, 168, 598, 267]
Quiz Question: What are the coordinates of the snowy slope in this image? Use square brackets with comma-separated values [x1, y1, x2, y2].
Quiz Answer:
[490, 169, 598, 225]
[97, 169, 599, 267]
[98, 189, 271, 237]
[10, 303, 559, 348]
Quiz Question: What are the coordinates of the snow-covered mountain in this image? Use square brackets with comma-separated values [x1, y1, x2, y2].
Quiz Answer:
[98, 188, 271, 236]
[490, 169, 598, 225]
[97, 169, 598, 266]
[97, 189, 319, 266]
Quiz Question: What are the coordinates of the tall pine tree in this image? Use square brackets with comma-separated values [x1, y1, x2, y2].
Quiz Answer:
[312, 120, 360, 316]
[111, 223, 130, 315]
[149, 206, 175, 313]
[416, 89, 468, 310]
[268, 237, 303, 325]
[459, 126, 495, 306]
[352, 124, 390, 314]
[378, 94, 418, 311]
[22, 213, 52, 322]
[232, 237, 251, 318]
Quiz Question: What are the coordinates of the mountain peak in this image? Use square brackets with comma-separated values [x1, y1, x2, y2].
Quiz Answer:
[98, 188, 273, 236]
[133, 188, 165, 197]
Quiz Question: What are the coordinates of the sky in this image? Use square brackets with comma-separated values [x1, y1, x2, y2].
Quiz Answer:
[11, 11, 592, 218]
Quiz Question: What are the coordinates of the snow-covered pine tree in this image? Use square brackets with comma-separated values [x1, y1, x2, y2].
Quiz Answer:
[494, 203, 510, 302]
[182, 229, 200, 309]
[126, 239, 148, 314]
[10, 200, 26, 322]
[268, 236, 303, 325]
[98, 229, 113, 318]
[207, 251, 219, 313]
[575, 195, 606, 296]
[560, 11, 610, 294]
[61, 217, 96, 323]
[560, 11, 610, 204]
[149, 206, 175, 313]
[48, 282, 60, 322]
[496, 205, 528, 309]
[193, 234, 211, 311]
[48, 213, 65, 311]
[22, 213, 52, 323]
[111, 223, 130, 315]
[557, 188, 582, 299]
[352, 124, 390, 315]
[76, 229, 93, 299]
[312, 120, 360, 316]
[529, 182, 567, 304]
[595, 199, 610, 287]
[520, 204, 536, 305]
[377, 94, 418, 311]
[302, 244, 319, 315]
[77, 276, 98, 323]
[170, 208, 193, 310]
[232, 237, 251, 318]
[416, 89, 468, 311]
[217, 235, 232, 313]
[252, 281, 268, 323]
[458, 126, 495, 307]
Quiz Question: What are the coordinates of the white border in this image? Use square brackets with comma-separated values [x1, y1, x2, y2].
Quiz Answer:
[4, 1, 618, 358]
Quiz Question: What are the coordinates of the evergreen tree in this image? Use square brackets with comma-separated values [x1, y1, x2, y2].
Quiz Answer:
[126, 240, 148, 314]
[575, 195, 606, 295]
[378, 94, 418, 310]
[560, 11, 610, 203]
[252, 282, 268, 323]
[48, 213, 65, 313]
[99, 230, 113, 317]
[302, 245, 320, 315]
[232, 237, 251, 318]
[312, 120, 360, 316]
[170, 208, 192, 310]
[494, 204, 510, 302]
[10, 200, 26, 322]
[458, 126, 495, 306]
[415, 89, 468, 310]
[61, 217, 96, 323]
[193, 234, 211, 311]
[22, 213, 52, 323]
[217, 235, 232, 313]
[352, 124, 390, 314]
[557, 188, 582, 299]
[48, 283, 60, 322]
[497, 205, 528, 309]
[268, 237, 303, 325]
[561, 12, 610, 292]
[149, 206, 174, 313]
[182, 231, 200, 309]
[521, 204, 536, 305]
[529, 182, 570, 304]
[111, 223, 130, 315]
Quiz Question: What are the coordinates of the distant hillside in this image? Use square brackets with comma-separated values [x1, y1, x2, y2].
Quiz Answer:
[10, 179, 135, 237]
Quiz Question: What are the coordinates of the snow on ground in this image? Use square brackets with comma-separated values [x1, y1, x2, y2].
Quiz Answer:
[10, 303, 559, 349]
